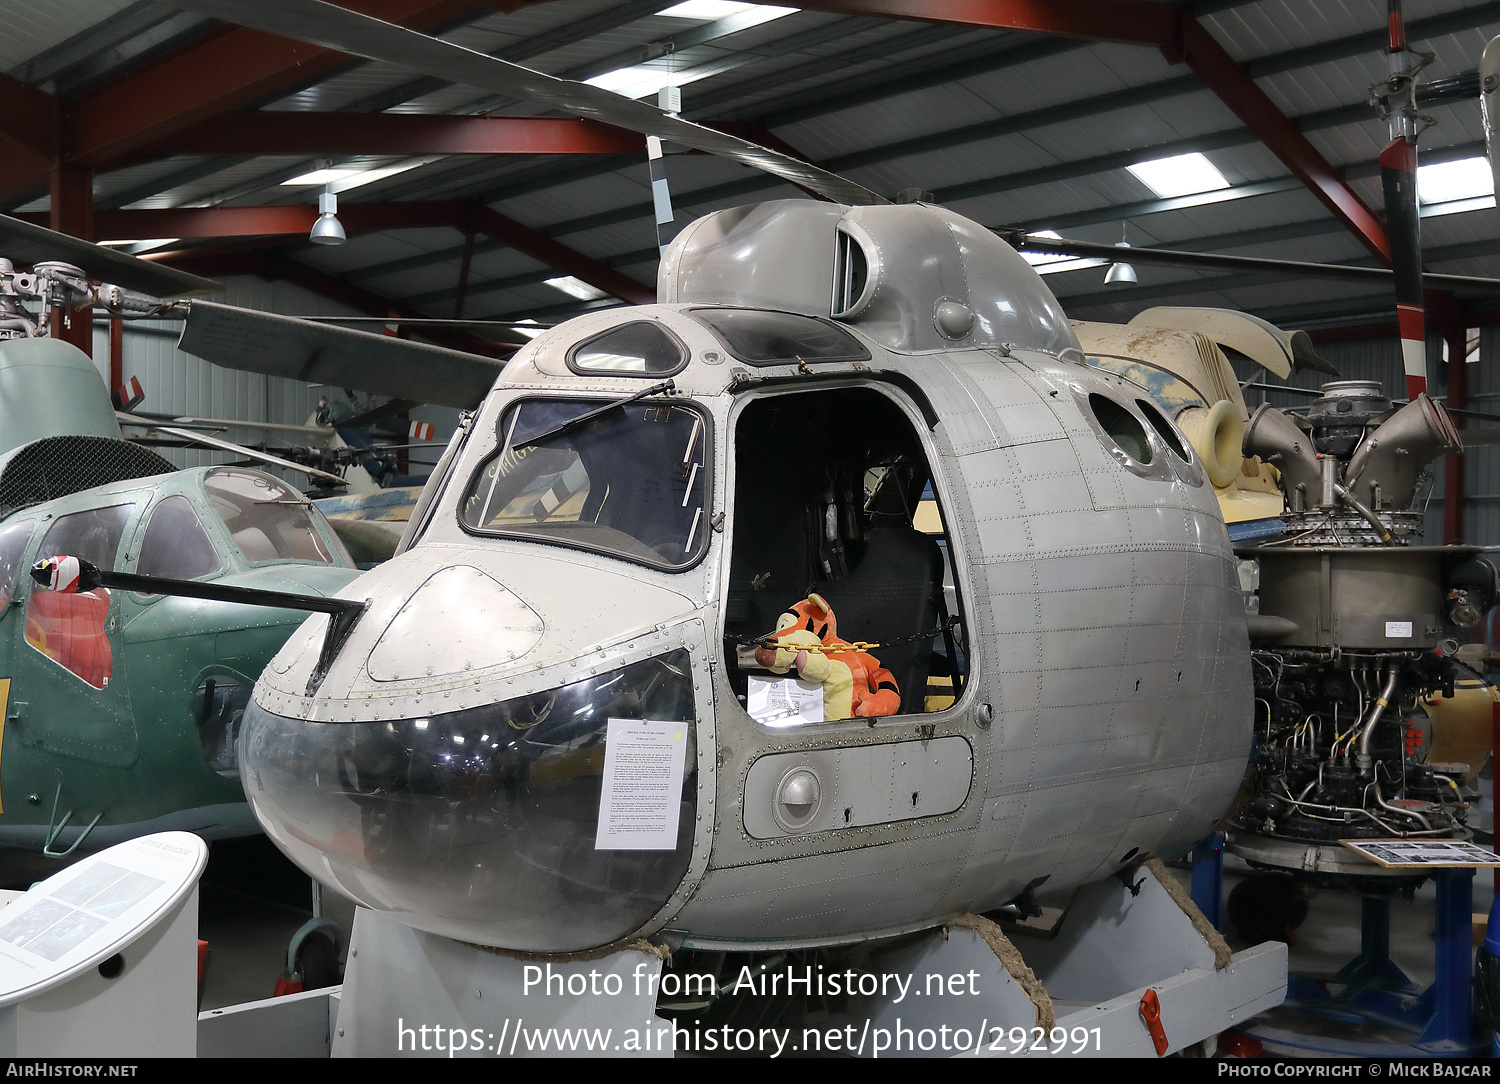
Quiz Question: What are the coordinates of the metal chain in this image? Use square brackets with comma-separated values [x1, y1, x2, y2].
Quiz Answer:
[726, 616, 960, 654]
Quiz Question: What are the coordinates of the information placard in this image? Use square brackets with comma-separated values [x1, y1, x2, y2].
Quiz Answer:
[594, 719, 690, 851]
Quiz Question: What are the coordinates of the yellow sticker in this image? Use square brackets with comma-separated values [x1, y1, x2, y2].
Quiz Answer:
[0, 677, 9, 815]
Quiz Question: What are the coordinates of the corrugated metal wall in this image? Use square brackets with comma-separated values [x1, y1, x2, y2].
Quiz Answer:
[1230, 332, 1493, 547]
[92, 275, 462, 482]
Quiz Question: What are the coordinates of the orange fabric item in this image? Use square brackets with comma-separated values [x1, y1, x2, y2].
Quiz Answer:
[762, 594, 901, 720]
[26, 589, 113, 689]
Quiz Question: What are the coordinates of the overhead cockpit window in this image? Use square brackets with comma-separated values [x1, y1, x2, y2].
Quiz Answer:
[460, 396, 711, 571]
[568, 321, 687, 377]
[204, 469, 335, 565]
[689, 308, 870, 366]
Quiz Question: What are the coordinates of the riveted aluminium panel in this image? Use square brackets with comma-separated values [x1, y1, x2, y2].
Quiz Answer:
[741, 736, 973, 840]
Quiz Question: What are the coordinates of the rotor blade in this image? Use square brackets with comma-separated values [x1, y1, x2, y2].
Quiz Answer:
[119, 411, 331, 438]
[1482, 36, 1500, 214]
[997, 231, 1500, 293]
[155, 0, 887, 207]
[1458, 427, 1500, 446]
[306, 316, 556, 329]
[177, 300, 504, 410]
[117, 412, 348, 486]
[0, 214, 220, 298]
[338, 398, 418, 431]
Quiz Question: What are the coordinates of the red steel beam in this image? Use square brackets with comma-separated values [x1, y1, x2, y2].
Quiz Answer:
[0, 0, 496, 204]
[103, 199, 654, 305]
[766, 0, 1173, 45]
[142, 112, 644, 158]
[464, 204, 655, 306]
[761, 0, 1390, 263]
[49, 164, 94, 355]
[63, 0, 494, 166]
[0, 74, 57, 170]
[1169, 19, 1388, 263]
[163, 248, 514, 358]
[56, 201, 468, 240]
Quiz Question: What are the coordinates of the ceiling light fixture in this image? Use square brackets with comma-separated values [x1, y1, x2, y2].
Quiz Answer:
[544, 276, 609, 301]
[1104, 223, 1136, 285]
[1126, 152, 1229, 199]
[309, 185, 345, 246]
[1020, 232, 1109, 275]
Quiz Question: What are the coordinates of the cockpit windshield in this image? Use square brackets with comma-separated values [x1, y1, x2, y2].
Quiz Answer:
[459, 396, 711, 571]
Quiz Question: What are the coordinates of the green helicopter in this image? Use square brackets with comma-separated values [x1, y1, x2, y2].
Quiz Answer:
[0, 265, 360, 857]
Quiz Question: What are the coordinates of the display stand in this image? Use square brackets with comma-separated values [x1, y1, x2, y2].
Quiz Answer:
[0, 831, 207, 1057]
[201, 863, 1286, 1058]
[1242, 868, 1482, 1055]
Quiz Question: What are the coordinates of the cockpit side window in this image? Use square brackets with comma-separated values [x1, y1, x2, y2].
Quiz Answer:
[0, 519, 34, 611]
[725, 387, 968, 725]
[567, 321, 687, 377]
[459, 396, 711, 572]
[27, 503, 136, 689]
[138, 495, 222, 580]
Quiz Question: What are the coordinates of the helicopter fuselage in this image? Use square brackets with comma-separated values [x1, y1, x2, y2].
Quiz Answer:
[242, 289, 1252, 955]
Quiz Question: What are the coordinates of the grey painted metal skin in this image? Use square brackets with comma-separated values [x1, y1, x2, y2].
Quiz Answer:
[244, 202, 1252, 955]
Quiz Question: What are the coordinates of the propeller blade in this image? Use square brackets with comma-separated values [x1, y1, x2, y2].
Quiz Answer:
[117, 412, 348, 486]
[154, 0, 887, 207]
[176, 300, 504, 410]
[0, 214, 219, 298]
[338, 398, 418, 431]
[997, 230, 1500, 294]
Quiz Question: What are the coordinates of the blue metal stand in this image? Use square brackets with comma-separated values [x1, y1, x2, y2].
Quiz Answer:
[1268, 869, 1477, 1055]
[1191, 833, 1224, 929]
[1417, 868, 1474, 1052]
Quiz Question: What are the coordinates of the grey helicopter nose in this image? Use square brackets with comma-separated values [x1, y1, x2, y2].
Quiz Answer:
[239, 648, 700, 953]
[238, 547, 706, 953]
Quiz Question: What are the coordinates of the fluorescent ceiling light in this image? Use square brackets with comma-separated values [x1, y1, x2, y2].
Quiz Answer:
[586, 63, 712, 101]
[1034, 257, 1109, 276]
[1417, 156, 1494, 204]
[98, 238, 178, 253]
[1017, 231, 1108, 274]
[1019, 230, 1068, 266]
[658, 2, 796, 22]
[512, 320, 545, 339]
[282, 167, 359, 186]
[282, 161, 426, 191]
[1126, 152, 1229, 199]
[545, 276, 609, 301]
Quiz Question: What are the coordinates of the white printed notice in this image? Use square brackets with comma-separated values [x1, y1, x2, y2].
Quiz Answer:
[746, 675, 824, 727]
[594, 718, 690, 851]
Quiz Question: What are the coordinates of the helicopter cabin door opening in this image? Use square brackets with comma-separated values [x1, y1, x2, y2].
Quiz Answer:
[725, 386, 967, 723]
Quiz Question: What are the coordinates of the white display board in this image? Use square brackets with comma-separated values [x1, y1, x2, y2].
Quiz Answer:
[0, 832, 206, 1005]
[1339, 838, 1500, 868]
[0, 832, 207, 1057]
